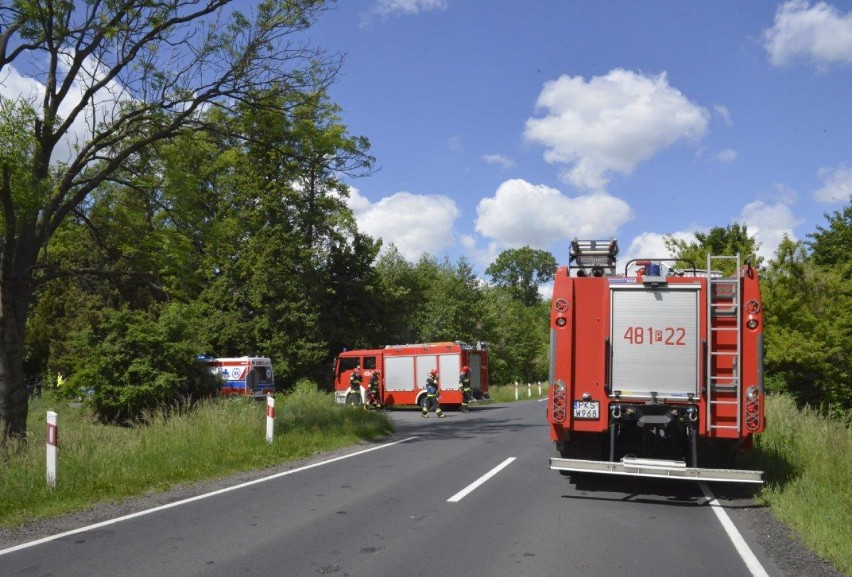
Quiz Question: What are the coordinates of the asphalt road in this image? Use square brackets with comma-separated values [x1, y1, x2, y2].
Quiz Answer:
[0, 400, 821, 576]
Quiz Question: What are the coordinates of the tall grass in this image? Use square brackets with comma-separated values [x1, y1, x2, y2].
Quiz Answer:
[746, 394, 851, 575]
[1, 381, 391, 528]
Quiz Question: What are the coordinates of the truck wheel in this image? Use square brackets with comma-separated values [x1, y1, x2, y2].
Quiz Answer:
[345, 392, 361, 407]
[418, 395, 428, 410]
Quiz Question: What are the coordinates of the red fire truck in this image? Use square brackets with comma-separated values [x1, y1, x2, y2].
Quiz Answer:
[334, 341, 489, 408]
[547, 239, 765, 483]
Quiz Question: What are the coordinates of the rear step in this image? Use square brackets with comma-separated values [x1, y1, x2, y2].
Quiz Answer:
[550, 456, 764, 484]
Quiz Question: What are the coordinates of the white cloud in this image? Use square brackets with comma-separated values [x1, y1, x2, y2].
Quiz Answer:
[774, 183, 799, 205]
[482, 153, 515, 169]
[524, 69, 709, 191]
[362, 0, 448, 26]
[624, 199, 800, 270]
[620, 230, 696, 272]
[346, 187, 460, 261]
[0, 56, 129, 165]
[739, 200, 801, 261]
[716, 149, 737, 163]
[813, 163, 852, 203]
[764, 0, 852, 68]
[474, 178, 633, 248]
[714, 104, 733, 126]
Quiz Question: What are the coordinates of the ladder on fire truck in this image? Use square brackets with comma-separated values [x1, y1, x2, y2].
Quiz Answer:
[706, 253, 742, 435]
[569, 238, 619, 276]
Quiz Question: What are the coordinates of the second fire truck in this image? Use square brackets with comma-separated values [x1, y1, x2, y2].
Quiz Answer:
[547, 239, 765, 483]
[334, 341, 489, 408]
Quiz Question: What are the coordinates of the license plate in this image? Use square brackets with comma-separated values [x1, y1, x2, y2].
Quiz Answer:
[573, 400, 599, 420]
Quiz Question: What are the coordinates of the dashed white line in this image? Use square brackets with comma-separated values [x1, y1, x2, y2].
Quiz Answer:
[447, 457, 516, 503]
[699, 482, 770, 577]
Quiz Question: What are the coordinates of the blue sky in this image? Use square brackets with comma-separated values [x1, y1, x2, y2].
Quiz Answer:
[2, 0, 849, 278]
[304, 0, 852, 274]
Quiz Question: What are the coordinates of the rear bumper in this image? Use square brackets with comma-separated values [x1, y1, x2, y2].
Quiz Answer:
[550, 456, 763, 484]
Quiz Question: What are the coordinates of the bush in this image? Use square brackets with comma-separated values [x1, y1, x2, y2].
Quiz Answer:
[63, 305, 219, 424]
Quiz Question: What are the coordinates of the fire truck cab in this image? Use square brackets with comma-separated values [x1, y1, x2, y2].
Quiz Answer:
[334, 341, 489, 408]
[547, 239, 765, 483]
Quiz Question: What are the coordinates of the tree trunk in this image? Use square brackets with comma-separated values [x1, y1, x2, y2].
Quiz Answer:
[0, 238, 36, 441]
[0, 295, 29, 440]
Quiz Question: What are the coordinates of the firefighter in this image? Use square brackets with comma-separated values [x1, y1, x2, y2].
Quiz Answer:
[421, 369, 444, 418]
[347, 366, 363, 405]
[459, 365, 472, 412]
[367, 370, 382, 410]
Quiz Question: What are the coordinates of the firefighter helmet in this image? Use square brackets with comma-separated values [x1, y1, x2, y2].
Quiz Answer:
[462, 366, 470, 372]
[429, 369, 438, 376]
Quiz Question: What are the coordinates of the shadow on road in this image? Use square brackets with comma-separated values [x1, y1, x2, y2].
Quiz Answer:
[384, 402, 546, 443]
[558, 472, 764, 509]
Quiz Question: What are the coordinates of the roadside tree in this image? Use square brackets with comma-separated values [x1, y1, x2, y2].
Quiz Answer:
[665, 223, 762, 273]
[485, 246, 556, 306]
[0, 0, 338, 439]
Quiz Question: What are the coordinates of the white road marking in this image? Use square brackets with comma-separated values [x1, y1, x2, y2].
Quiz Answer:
[0, 437, 419, 556]
[699, 482, 770, 577]
[447, 457, 516, 503]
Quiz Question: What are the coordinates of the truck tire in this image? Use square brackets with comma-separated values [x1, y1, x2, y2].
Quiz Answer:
[345, 392, 361, 407]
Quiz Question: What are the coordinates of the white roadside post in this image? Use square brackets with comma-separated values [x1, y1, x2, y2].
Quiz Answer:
[266, 395, 275, 443]
[538, 382, 542, 396]
[514, 382, 519, 400]
[527, 383, 531, 398]
[46, 411, 58, 488]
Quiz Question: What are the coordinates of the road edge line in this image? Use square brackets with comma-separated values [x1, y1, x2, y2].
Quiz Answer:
[0, 436, 419, 556]
[699, 481, 770, 577]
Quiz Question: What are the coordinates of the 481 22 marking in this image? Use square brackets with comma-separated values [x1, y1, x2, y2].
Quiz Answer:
[623, 326, 687, 346]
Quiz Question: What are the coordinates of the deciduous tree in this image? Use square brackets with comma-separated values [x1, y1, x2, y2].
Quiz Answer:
[485, 246, 556, 306]
[0, 0, 337, 439]
[665, 223, 762, 273]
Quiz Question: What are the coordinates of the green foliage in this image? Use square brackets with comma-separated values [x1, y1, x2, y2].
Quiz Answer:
[373, 245, 427, 345]
[807, 200, 852, 267]
[372, 252, 488, 347]
[316, 232, 385, 356]
[0, 98, 45, 222]
[747, 395, 851, 574]
[198, 228, 329, 386]
[762, 235, 851, 413]
[486, 246, 557, 306]
[1, 0, 343, 438]
[414, 255, 486, 344]
[479, 289, 549, 384]
[665, 223, 763, 273]
[61, 304, 219, 424]
[190, 90, 376, 387]
[662, 214, 849, 413]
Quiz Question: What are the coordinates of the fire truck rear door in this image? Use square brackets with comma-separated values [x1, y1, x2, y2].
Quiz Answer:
[610, 285, 701, 400]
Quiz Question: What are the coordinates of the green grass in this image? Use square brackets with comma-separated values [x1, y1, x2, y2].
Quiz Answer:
[486, 382, 548, 403]
[745, 394, 851, 575]
[3, 384, 847, 575]
[1, 382, 391, 528]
